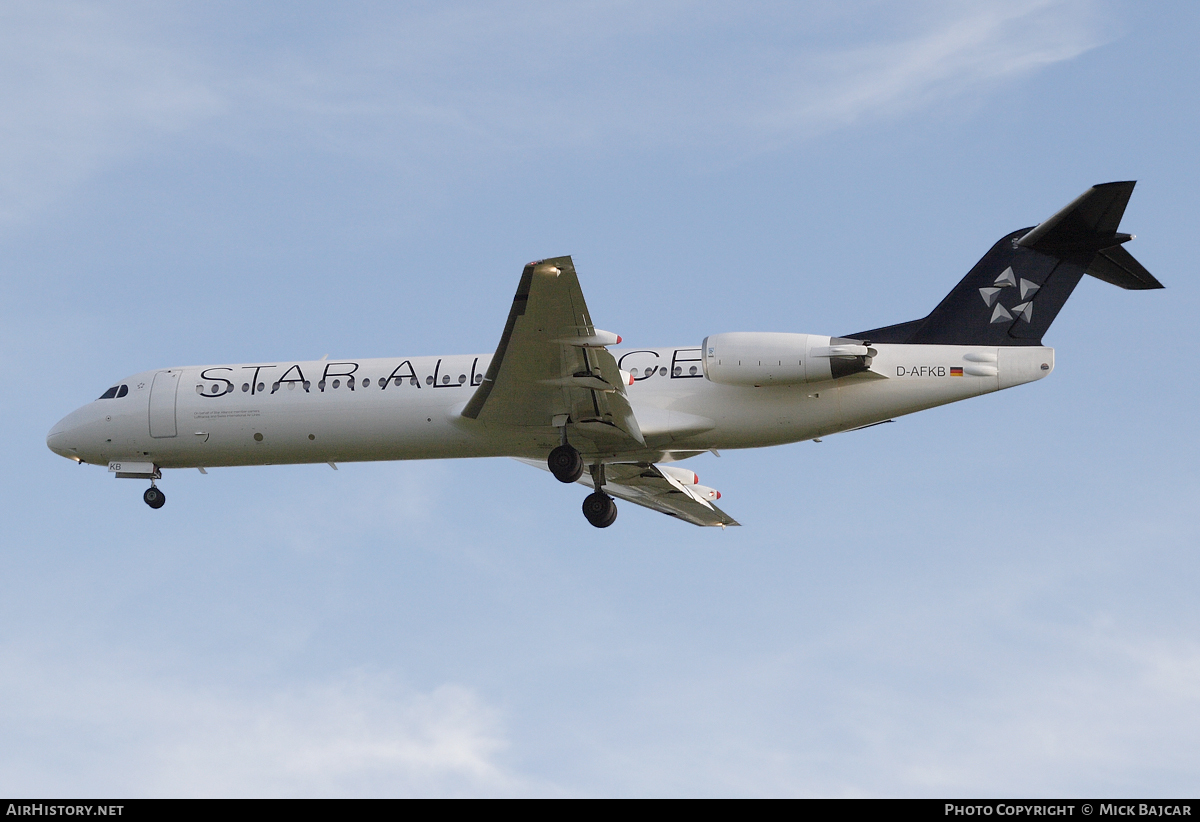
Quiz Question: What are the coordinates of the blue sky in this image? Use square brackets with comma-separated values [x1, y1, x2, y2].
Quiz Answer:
[2, 0, 1198, 796]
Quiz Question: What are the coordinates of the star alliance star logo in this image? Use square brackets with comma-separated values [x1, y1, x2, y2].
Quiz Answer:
[979, 266, 1039, 324]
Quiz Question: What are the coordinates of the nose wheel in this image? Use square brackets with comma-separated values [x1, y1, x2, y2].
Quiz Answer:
[143, 485, 166, 509]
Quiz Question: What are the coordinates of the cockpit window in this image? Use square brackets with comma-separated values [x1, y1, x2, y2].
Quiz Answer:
[116, 384, 128, 398]
[98, 386, 119, 400]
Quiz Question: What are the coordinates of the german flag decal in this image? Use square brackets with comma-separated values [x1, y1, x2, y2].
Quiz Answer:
[950, 367, 964, 376]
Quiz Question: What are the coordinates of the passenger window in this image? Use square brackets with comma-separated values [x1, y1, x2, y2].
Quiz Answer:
[98, 386, 118, 400]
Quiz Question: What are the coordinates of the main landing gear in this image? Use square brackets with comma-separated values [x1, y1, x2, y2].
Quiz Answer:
[548, 433, 616, 527]
[143, 484, 166, 509]
[548, 443, 584, 483]
[582, 490, 617, 528]
[582, 463, 617, 528]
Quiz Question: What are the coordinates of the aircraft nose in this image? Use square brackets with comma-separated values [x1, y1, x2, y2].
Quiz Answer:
[47, 411, 85, 461]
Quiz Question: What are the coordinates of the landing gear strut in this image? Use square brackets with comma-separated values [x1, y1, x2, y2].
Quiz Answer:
[548, 443, 584, 483]
[143, 484, 166, 509]
[582, 463, 617, 528]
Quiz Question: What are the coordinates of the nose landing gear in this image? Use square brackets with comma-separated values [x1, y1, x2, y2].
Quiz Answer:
[143, 484, 166, 509]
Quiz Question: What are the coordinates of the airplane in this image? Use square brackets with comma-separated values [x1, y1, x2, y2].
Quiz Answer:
[47, 182, 1161, 528]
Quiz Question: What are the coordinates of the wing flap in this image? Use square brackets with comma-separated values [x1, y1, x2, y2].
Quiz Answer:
[592, 463, 739, 527]
[515, 459, 739, 527]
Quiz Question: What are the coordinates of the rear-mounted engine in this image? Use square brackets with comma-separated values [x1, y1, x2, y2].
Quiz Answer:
[701, 332, 876, 387]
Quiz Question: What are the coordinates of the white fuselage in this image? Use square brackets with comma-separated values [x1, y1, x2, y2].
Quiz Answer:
[46, 343, 1054, 470]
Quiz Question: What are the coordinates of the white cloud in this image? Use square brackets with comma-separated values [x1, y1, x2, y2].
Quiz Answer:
[756, 0, 1108, 137]
[229, 0, 1109, 156]
[160, 677, 515, 797]
[0, 657, 527, 797]
[0, 1, 1108, 224]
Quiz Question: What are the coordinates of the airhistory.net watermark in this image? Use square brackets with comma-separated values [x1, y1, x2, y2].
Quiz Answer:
[6, 806, 123, 816]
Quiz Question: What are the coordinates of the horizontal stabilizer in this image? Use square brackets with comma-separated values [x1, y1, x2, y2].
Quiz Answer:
[1087, 245, 1163, 290]
[1017, 181, 1136, 253]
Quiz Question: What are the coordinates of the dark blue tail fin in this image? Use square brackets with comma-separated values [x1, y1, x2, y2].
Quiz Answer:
[851, 182, 1162, 346]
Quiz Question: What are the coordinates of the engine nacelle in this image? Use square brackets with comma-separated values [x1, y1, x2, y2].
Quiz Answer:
[701, 332, 875, 387]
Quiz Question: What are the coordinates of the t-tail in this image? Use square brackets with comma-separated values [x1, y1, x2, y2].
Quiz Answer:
[852, 181, 1162, 346]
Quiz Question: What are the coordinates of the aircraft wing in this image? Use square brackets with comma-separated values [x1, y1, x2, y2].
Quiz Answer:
[516, 459, 741, 527]
[463, 256, 642, 447]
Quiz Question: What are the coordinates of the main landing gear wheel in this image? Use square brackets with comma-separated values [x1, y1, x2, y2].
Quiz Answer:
[582, 492, 617, 528]
[548, 444, 584, 483]
[143, 486, 166, 509]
